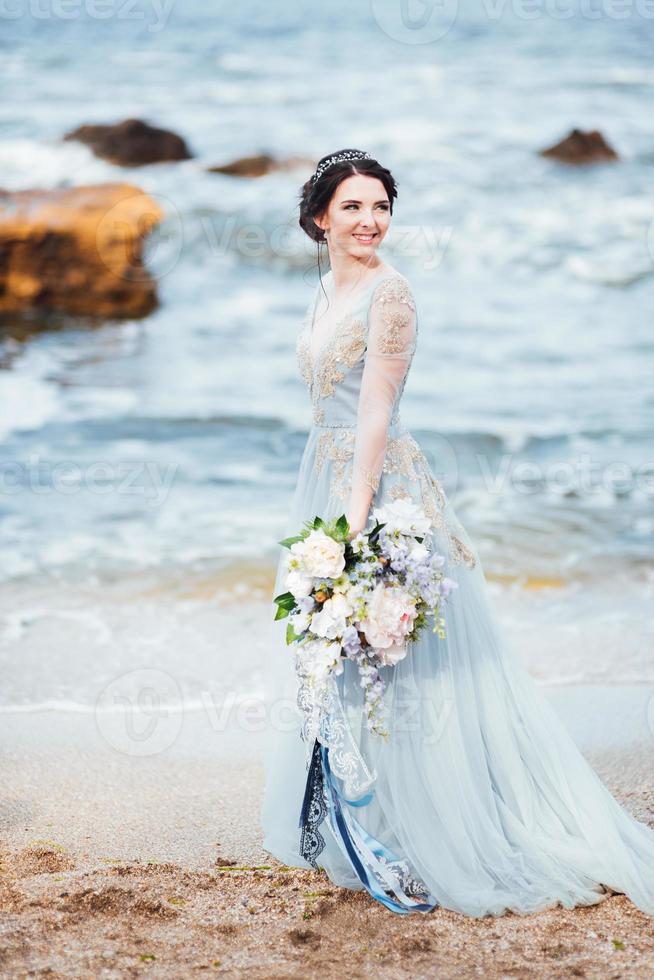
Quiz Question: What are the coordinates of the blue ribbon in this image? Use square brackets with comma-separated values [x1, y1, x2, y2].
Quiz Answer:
[320, 744, 438, 914]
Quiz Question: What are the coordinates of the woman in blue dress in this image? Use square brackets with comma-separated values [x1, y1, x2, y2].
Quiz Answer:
[260, 149, 654, 917]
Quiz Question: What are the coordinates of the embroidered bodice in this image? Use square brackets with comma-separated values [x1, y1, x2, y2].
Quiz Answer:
[296, 270, 417, 430]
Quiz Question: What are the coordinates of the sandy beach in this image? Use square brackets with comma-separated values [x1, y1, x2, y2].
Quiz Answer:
[1, 684, 653, 978]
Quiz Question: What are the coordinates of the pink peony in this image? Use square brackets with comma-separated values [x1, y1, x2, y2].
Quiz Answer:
[358, 582, 417, 664]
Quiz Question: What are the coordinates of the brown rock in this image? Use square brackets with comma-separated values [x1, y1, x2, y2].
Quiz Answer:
[539, 128, 619, 165]
[64, 118, 192, 166]
[0, 183, 164, 317]
[207, 153, 316, 177]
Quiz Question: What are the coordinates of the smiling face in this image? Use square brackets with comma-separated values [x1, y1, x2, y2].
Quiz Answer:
[314, 172, 392, 260]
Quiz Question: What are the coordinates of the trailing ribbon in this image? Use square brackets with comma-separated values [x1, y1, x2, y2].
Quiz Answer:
[298, 737, 327, 868]
[296, 735, 439, 912]
[321, 744, 439, 914]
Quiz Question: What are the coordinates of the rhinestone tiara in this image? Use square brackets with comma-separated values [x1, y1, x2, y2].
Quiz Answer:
[310, 150, 372, 184]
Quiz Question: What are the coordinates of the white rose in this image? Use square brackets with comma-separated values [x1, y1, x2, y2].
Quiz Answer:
[289, 539, 308, 562]
[409, 542, 429, 562]
[286, 569, 314, 598]
[311, 592, 353, 640]
[299, 638, 343, 684]
[358, 582, 417, 659]
[300, 529, 346, 579]
[291, 609, 311, 634]
[373, 499, 431, 537]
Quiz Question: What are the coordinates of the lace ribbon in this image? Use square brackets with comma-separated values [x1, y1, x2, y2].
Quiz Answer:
[298, 737, 328, 868]
[295, 653, 377, 799]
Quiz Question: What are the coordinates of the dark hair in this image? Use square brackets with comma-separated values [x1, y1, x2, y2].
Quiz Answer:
[299, 150, 398, 274]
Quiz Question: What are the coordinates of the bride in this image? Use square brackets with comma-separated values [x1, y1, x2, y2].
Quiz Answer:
[260, 148, 654, 917]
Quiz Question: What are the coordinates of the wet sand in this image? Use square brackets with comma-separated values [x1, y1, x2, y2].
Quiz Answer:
[1, 688, 653, 978]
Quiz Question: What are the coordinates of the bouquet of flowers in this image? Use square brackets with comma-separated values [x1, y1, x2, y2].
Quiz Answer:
[273, 499, 458, 738]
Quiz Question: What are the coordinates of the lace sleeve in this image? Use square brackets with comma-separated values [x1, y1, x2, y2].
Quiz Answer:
[346, 277, 417, 534]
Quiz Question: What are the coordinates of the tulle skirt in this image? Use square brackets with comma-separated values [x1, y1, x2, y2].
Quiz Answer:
[260, 422, 654, 917]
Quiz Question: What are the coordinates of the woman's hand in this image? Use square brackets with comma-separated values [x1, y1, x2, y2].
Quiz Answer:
[346, 504, 370, 541]
[346, 519, 367, 542]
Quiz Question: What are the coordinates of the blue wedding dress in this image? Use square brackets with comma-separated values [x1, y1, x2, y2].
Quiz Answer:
[260, 267, 654, 917]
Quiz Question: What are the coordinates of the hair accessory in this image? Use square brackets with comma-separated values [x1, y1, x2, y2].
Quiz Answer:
[310, 150, 372, 185]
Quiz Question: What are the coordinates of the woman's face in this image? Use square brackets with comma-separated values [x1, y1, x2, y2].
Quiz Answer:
[314, 173, 391, 260]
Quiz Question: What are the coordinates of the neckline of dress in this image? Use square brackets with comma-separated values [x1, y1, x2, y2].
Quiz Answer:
[308, 267, 401, 363]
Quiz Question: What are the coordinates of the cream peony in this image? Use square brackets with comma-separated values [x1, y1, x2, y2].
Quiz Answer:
[311, 592, 353, 640]
[294, 528, 346, 579]
[373, 498, 431, 537]
[358, 582, 417, 663]
[377, 641, 409, 667]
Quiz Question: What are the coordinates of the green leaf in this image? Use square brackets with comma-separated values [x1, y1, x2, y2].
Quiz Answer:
[273, 591, 296, 609]
[286, 621, 304, 644]
[279, 534, 304, 549]
[368, 521, 386, 543]
[273, 591, 296, 621]
[335, 514, 350, 537]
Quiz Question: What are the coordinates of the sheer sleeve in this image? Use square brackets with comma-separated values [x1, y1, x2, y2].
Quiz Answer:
[346, 277, 417, 534]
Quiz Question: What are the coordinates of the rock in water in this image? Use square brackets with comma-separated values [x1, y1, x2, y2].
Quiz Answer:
[539, 128, 619, 165]
[64, 118, 192, 166]
[0, 183, 164, 318]
[207, 154, 316, 177]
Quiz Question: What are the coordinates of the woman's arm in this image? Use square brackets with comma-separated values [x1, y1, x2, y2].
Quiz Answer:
[346, 277, 417, 536]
